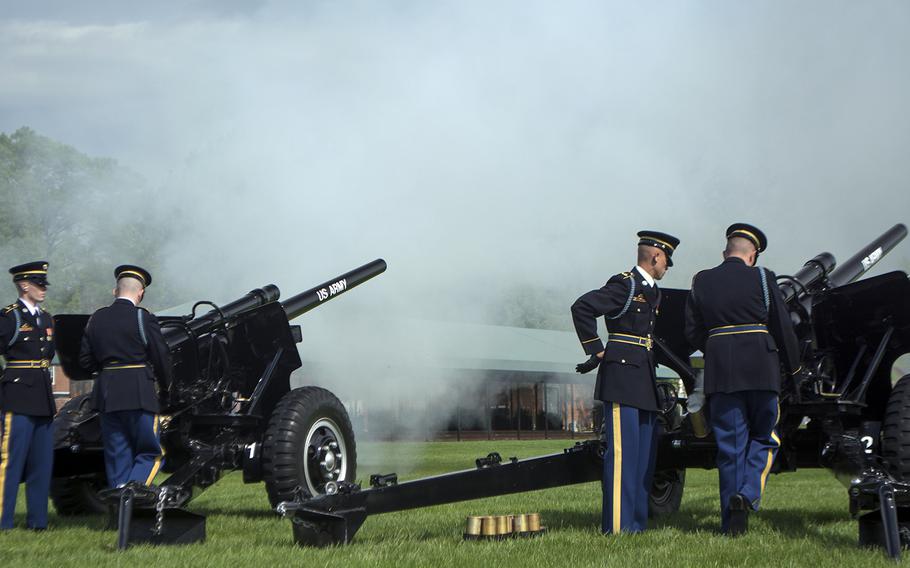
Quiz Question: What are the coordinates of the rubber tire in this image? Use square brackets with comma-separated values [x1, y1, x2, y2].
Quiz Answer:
[261, 386, 357, 508]
[49, 394, 108, 516]
[882, 374, 910, 479]
[648, 468, 685, 517]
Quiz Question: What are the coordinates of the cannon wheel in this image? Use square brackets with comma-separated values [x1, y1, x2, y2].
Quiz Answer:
[882, 374, 910, 478]
[648, 468, 685, 517]
[49, 394, 108, 515]
[262, 386, 357, 508]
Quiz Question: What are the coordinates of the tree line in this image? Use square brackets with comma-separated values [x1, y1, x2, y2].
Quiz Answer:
[0, 127, 178, 314]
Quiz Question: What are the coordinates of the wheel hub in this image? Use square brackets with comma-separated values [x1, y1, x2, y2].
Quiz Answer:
[320, 446, 338, 473]
[303, 418, 348, 495]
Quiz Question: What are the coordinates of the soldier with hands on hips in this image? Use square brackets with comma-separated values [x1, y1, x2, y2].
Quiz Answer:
[684, 224, 800, 536]
[79, 265, 172, 489]
[572, 231, 680, 534]
[0, 261, 56, 530]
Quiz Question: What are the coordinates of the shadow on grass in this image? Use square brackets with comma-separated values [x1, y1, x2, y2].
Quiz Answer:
[46, 505, 278, 533]
[652, 513, 716, 533]
[543, 496, 855, 549]
[190, 506, 278, 519]
[758, 507, 855, 546]
[47, 514, 110, 532]
[539, 508, 598, 531]
[651, 502, 854, 547]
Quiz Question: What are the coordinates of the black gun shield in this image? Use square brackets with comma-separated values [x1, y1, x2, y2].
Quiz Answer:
[653, 287, 696, 367]
[812, 271, 910, 351]
[52, 314, 92, 381]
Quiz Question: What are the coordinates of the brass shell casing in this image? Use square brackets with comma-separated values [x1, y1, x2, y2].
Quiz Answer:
[495, 515, 512, 535]
[513, 514, 529, 532]
[465, 516, 482, 536]
[527, 513, 541, 532]
[689, 409, 711, 438]
[481, 516, 497, 536]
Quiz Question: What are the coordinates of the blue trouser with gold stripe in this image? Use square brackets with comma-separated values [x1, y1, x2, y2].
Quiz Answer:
[601, 403, 657, 534]
[0, 412, 53, 529]
[709, 391, 779, 532]
[101, 411, 163, 488]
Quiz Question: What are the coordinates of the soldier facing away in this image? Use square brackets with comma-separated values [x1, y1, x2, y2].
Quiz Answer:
[0, 261, 56, 530]
[571, 231, 680, 534]
[684, 223, 801, 536]
[79, 265, 172, 488]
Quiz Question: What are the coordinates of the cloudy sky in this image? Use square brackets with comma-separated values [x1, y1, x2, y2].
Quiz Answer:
[2, 1, 908, 324]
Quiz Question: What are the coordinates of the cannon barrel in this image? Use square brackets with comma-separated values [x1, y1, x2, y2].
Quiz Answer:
[159, 259, 386, 343]
[162, 285, 280, 343]
[779, 253, 837, 304]
[281, 259, 387, 320]
[827, 223, 907, 289]
[777, 224, 907, 306]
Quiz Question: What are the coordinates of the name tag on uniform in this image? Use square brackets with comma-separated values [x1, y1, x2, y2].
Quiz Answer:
[632, 294, 647, 303]
[19, 323, 34, 332]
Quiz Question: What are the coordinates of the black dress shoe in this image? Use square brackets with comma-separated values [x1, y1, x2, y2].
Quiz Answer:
[726, 494, 749, 536]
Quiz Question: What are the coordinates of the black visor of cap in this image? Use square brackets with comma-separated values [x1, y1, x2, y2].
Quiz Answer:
[9, 261, 50, 287]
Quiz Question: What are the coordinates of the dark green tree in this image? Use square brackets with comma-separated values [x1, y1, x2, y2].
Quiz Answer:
[0, 127, 176, 313]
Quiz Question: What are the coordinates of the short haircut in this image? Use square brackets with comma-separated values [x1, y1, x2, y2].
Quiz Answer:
[638, 244, 659, 264]
[116, 276, 144, 296]
[725, 236, 756, 256]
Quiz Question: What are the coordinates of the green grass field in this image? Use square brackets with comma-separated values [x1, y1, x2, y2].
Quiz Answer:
[0, 439, 904, 567]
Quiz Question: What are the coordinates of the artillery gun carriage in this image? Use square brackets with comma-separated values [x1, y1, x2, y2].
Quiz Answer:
[50, 259, 386, 547]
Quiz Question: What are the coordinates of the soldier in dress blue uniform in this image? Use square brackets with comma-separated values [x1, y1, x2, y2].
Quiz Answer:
[0, 261, 56, 530]
[572, 230, 680, 534]
[684, 224, 800, 536]
[79, 265, 172, 488]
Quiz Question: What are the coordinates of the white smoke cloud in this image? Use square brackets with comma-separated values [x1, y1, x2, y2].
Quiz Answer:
[2, 2, 909, 433]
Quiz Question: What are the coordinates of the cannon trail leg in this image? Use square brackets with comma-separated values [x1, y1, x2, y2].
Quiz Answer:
[280, 441, 604, 546]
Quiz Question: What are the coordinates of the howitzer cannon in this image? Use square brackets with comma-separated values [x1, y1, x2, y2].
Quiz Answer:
[279, 224, 910, 559]
[49, 259, 386, 547]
